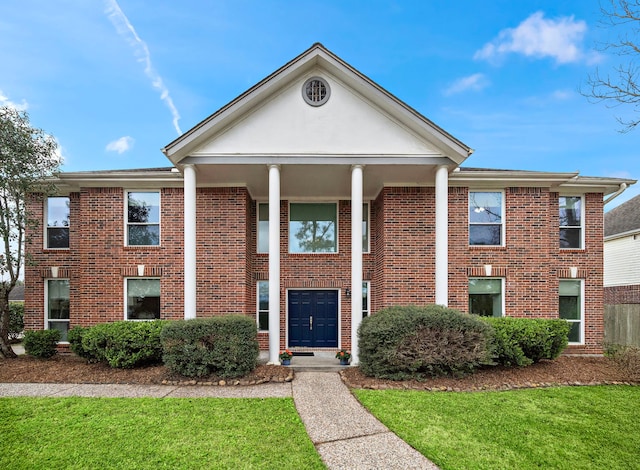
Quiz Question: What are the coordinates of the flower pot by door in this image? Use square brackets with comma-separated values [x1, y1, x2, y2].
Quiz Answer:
[281, 359, 291, 366]
[340, 359, 349, 366]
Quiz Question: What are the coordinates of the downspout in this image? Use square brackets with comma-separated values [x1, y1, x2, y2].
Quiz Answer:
[604, 183, 628, 205]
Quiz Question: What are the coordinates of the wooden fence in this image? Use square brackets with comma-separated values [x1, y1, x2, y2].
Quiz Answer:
[604, 304, 640, 347]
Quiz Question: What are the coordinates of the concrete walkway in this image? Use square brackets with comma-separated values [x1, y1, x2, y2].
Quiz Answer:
[0, 371, 438, 469]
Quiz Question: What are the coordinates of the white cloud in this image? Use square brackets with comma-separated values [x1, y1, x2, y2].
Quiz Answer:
[104, 0, 182, 135]
[106, 136, 134, 154]
[444, 73, 489, 96]
[0, 90, 28, 110]
[474, 12, 591, 64]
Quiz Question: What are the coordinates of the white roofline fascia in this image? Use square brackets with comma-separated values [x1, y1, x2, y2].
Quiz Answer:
[604, 228, 640, 242]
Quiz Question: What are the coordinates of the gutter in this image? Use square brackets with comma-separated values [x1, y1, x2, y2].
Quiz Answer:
[604, 183, 628, 205]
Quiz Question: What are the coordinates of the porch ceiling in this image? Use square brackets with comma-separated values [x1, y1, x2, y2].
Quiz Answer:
[190, 162, 447, 200]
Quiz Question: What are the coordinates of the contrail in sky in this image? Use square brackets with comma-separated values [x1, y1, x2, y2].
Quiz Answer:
[104, 0, 182, 135]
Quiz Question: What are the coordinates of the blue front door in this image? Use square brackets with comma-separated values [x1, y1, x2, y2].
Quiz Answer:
[288, 290, 338, 348]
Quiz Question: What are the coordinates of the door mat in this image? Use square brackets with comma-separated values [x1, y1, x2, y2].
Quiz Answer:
[292, 352, 315, 357]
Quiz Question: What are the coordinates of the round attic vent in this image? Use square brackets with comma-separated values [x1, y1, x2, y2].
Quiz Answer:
[302, 77, 330, 106]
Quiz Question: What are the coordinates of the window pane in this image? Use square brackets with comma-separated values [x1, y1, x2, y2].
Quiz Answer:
[48, 321, 69, 342]
[127, 279, 160, 320]
[567, 322, 580, 342]
[289, 203, 336, 253]
[47, 197, 70, 227]
[128, 225, 160, 246]
[362, 282, 369, 317]
[469, 278, 502, 317]
[47, 280, 69, 320]
[469, 192, 502, 223]
[560, 228, 581, 249]
[128, 192, 159, 223]
[559, 197, 581, 226]
[469, 225, 501, 245]
[362, 203, 369, 252]
[559, 296, 580, 320]
[47, 228, 69, 249]
[559, 280, 580, 296]
[258, 203, 269, 253]
[258, 281, 269, 330]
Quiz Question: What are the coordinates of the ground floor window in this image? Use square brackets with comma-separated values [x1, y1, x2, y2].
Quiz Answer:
[126, 278, 160, 320]
[257, 281, 269, 331]
[469, 278, 503, 317]
[46, 279, 70, 341]
[559, 280, 582, 343]
[362, 282, 370, 318]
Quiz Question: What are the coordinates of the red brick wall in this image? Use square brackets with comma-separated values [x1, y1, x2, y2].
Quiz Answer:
[25, 184, 607, 354]
[605, 285, 640, 304]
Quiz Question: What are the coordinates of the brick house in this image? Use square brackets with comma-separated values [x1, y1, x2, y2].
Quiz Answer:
[604, 194, 640, 304]
[25, 44, 634, 363]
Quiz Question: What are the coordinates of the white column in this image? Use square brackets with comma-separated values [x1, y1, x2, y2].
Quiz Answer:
[351, 165, 364, 365]
[435, 165, 449, 306]
[184, 164, 197, 319]
[268, 165, 281, 365]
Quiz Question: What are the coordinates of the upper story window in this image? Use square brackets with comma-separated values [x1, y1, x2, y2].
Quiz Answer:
[469, 191, 503, 246]
[257, 203, 269, 253]
[289, 203, 337, 253]
[46, 196, 69, 249]
[126, 191, 160, 246]
[260, 201, 368, 254]
[559, 196, 582, 249]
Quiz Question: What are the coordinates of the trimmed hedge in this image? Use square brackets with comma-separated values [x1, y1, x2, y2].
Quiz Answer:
[161, 316, 259, 378]
[9, 302, 24, 342]
[358, 305, 495, 379]
[67, 326, 93, 360]
[23, 329, 61, 358]
[79, 321, 165, 368]
[482, 317, 570, 367]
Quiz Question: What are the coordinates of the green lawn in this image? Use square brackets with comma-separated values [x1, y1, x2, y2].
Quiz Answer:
[0, 397, 323, 470]
[355, 385, 640, 470]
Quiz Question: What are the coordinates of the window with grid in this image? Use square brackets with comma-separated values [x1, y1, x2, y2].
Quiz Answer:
[469, 192, 503, 246]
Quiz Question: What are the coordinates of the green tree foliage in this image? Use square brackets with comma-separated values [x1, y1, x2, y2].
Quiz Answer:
[0, 106, 60, 358]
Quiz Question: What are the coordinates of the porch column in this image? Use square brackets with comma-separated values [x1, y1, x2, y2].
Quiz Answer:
[435, 165, 448, 306]
[351, 164, 364, 365]
[184, 164, 197, 319]
[268, 164, 281, 365]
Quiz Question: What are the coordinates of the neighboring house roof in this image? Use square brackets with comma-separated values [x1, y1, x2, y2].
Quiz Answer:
[9, 285, 24, 301]
[605, 194, 640, 238]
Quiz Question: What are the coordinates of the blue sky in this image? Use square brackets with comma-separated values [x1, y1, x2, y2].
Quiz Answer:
[1, 0, 638, 208]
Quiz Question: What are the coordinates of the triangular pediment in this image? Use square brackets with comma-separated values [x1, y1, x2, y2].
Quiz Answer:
[163, 44, 471, 166]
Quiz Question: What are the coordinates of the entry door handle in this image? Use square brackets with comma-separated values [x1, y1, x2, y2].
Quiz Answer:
[310, 316, 313, 331]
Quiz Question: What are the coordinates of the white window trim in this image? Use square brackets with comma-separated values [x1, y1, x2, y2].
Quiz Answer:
[560, 279, 585, 345]
[124, 190, 161, 247]
[288, 201, 339, 254]
[559, 195, 584, 250]
[44, 196, 70, 250]
[468, 190, 505, 247]
[124, 277, 161, 321]
[257, 280, 269, 331]
[44, 278, 70, 343]
[468, 277, 505, 317]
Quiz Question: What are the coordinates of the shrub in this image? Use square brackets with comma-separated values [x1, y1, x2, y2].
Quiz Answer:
[67, 326, 93, 360]
[161, 316, 259, 378]
[8, 302, 24, 342]
[605, 344, 640, 381]
[482, 317, 570, 367]
[81, 321, 165, 368]
[23, 329, 61, 358]
[358, 305, 495, 380]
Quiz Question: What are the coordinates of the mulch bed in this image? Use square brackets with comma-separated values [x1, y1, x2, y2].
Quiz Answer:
[1, 354, 637, 391]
